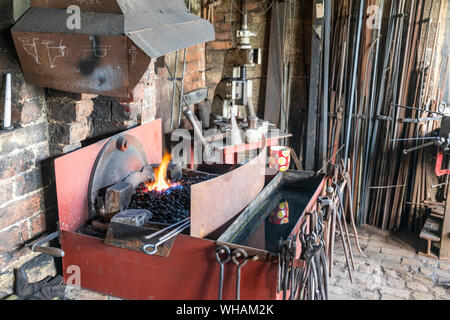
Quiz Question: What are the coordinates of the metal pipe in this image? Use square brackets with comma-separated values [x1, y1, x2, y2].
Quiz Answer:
[343, 1, 364, 171]
[402, 141, 435, 154]
[361, 0, 397, 224]
[3, 73, 12, 130]
[165, 63, 209, 149]
[177, 0, 191, 128]
[321, 0, 331, 172]
[144, 217, 190, 240]
[184, 108, 210, 149]
[170, 51, 179, 131]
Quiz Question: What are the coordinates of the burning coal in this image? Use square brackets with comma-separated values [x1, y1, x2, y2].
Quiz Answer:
[128, 152, 212, 225]
[144, 152, 180, 193]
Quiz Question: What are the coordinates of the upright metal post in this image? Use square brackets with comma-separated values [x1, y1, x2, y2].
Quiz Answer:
[343, 1, 364, 171]
[175, 0, 192, 128]
[320, 0, 331, 172]
[170, 51, 179, 130]
[305, 0, 324, 171]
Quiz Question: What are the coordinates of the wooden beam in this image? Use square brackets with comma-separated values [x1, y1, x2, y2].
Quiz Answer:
[305, 0, 324, 171]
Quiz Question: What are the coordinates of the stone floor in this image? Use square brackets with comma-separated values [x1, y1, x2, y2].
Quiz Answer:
[329, 225, 450, 300]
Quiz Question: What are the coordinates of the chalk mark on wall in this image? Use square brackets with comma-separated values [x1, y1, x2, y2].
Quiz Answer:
[19, 37, 41, 64]
[42, 39, 67, 68]
[82, 35, 111, 59]
[129, 45, 138, 65]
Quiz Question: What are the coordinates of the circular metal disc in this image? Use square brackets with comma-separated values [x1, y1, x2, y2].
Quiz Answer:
[88, 133, 148, 219]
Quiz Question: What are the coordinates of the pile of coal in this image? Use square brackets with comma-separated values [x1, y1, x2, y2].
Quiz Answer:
[128, 174, 211, 225]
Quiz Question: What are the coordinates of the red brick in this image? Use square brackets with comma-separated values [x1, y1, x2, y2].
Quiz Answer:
[186, 45, 199, 54]
[0, 192, 45, 231]
[215, 31, 232, 41]
[28, 213, 46, 240]
[207, 41, 233, 51]
[47, 96, 93, 124]
[21, 97, 44, 124]
[0, 222, 28, 251]
[185, 61, 200, 73]
[131, 83, 146, 102]
[247, 2, 259, 11]
[214, 22, 232, 32]
[0, 181, 13, 205]
[50, 119, 91, 145]
[0, 246, 37, 271]
[141, 108, 156, 124]
[0, 149, 34, 180]
[187, 50, 204, 63]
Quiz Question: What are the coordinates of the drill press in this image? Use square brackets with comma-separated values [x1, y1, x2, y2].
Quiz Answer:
[210, 0, 271, 144]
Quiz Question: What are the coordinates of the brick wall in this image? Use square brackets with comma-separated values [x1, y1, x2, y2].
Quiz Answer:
[157, 44, 208, 133]
[205, 0, 269, 116]
[204, 0, 309, 130]
[0, 0, 207, 296]
[0, 45, 159, 296]
[45, 63, 158, 156]
[0, 31, 54, 295]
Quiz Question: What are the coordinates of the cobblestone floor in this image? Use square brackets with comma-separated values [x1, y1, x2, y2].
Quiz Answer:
[329, 225, 450, 300]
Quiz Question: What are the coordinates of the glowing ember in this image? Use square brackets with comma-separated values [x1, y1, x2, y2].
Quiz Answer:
[144, 152, 179, 192]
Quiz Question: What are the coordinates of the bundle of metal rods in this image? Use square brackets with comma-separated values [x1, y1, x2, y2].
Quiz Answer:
[319, 0, 448, 231]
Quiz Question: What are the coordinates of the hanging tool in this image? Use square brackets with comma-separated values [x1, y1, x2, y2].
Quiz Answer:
[277, 235, 297, 300]
[231, 248, 248, 300]
[296, 214, 325, 300]
[215, 244, 232, 300]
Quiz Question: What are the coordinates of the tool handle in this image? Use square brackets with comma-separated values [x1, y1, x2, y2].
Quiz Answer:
[402, 141, 435, 154]
[32, 246, 65, 258]
[183, 109, 209, 148]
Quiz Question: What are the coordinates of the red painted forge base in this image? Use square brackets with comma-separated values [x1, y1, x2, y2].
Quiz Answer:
[56, 119, 277, 300]
[61, 231, 277, 300]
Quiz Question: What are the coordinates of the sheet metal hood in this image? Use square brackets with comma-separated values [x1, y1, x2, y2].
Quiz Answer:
[11, 0, 215, 97]
[117, 0, 215, 58]
[27, 0, 215, 58]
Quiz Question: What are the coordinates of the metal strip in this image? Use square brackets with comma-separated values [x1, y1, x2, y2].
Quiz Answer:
[190, 136, 267, 238]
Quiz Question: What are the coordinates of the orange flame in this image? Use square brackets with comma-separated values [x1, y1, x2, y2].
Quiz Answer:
[145, 152, 178, 192]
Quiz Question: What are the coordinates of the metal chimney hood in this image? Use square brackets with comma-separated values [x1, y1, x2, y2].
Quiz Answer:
[118, 0, 215, 59]
[11, 0, 215, 97]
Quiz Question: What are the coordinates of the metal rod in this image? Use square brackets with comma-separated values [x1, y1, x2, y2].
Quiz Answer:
[389, 103, 444, 115]
[391, 136, 438, 142]
[170, 51, 179, 130]
[368, 184, 406, 190]
[321, 0, 331, 172]
[144, 218, 190, 240]
[143, 220, 191, 255]
[403, 141, 435, 154]
[177, 0, 191, 128]
[343, 0, 364, 171]
[2, 73, 12, 130]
